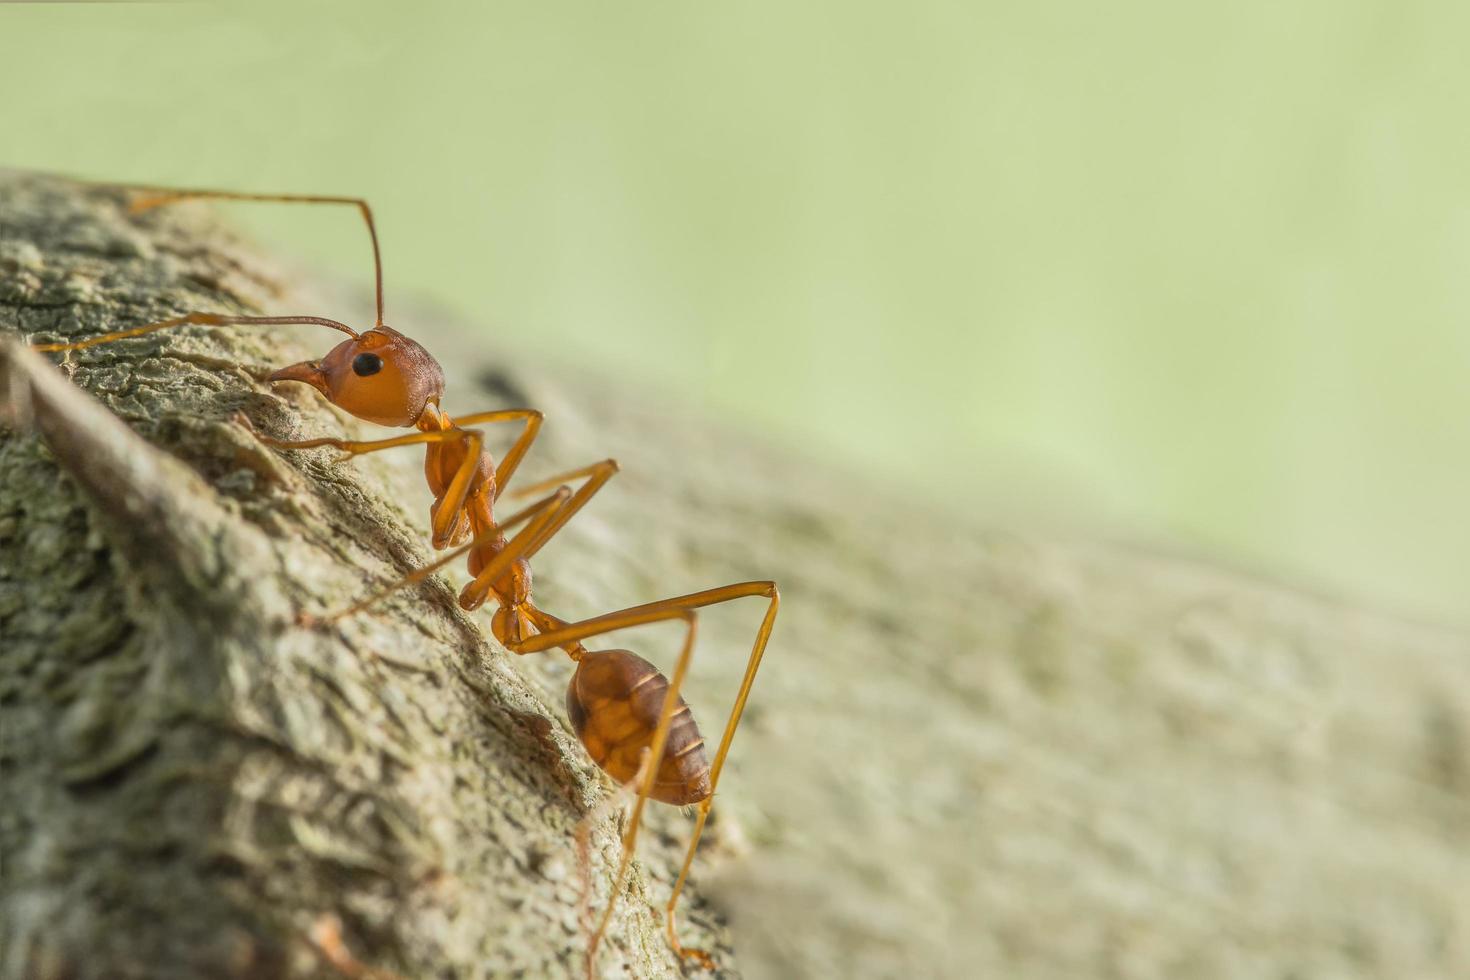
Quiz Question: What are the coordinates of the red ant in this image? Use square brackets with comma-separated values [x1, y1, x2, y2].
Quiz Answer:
[33, 185, 780, 975]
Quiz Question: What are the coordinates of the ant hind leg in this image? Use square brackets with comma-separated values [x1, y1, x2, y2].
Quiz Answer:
[574, 745, 657, 979]
[514, 605, 700, 978]
[512, 581, 780, 970]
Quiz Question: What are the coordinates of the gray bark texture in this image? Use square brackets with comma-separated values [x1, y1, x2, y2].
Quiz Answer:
[0, 172, 736, 980]
[5, 169, 1470, 980]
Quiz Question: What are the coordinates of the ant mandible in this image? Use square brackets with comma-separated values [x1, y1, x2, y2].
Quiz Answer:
[32, 185, 780, 975]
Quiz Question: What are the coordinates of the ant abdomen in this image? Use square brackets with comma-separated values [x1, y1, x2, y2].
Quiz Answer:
[566, 650, 712, 806]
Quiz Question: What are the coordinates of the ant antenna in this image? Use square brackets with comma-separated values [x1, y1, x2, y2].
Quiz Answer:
[30, 312, 358, 353]
[123, 186, 387, 328]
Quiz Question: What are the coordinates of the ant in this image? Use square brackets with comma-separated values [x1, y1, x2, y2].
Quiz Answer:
[32, 185, 780, 976]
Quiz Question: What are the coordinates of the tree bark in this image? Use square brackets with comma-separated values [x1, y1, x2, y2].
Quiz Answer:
[6, 169, 1470, 980]
[0, 172, 734, 979]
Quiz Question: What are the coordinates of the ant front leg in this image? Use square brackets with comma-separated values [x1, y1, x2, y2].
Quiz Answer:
[249, 422, 489, 547]
[252, 414, 535, 549]
[442, 407, 544, 501]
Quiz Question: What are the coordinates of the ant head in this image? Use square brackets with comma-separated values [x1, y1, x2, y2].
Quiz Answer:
[269, 325, 445, 427]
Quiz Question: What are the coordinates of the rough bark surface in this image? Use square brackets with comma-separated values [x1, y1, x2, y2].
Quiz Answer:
[0, 172, 734, 980]
[5, 170, 1470, 980]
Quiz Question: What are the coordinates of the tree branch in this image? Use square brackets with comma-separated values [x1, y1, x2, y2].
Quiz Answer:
[0, 171, 732, 980]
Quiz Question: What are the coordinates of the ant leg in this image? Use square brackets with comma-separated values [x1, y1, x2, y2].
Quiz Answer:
[441, 407, 544, 501]
[502, 460, 619, 502]
[111, 185, 388, 327]
[308, 913, 406, 980]
[454, 459, 619, 611]
[310, 486, 572, 626]
[505, 459, 619, 561]
[32, 311, 358, 352]
[574, 746, 656, 978]
[512, 605, 703, 976]
[281, 409, 549, 546]
[512, 582, 780, 970]
[251, 424, 487, 547]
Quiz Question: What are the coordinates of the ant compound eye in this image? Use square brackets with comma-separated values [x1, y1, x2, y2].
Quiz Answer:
[352, 352, 383, 377]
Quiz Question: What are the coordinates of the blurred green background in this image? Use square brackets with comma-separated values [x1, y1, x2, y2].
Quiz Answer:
[2, 1, 1466, 625]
